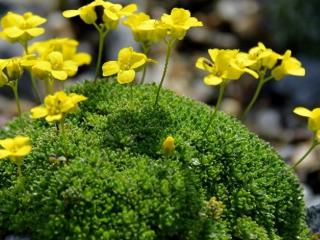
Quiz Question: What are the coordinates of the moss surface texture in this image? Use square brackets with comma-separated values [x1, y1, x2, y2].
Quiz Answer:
[0, 80, 309, 239]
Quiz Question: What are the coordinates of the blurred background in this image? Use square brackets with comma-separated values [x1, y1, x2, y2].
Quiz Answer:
[0, 0, 320, 207]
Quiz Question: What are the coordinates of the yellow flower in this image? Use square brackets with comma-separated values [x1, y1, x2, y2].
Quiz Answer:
[271, 50, 305, 80]
[0, 57, 24, 81]
[248, 42, 281, 71]
[29, 38, 91, 66]
[102, 47, 147, 84]
[196, 49, 257, 86]
[123, 13, 166, 44]
[101, 2, 137, 30]
[160, 8, 203, 40]
[30, 91, 87, 122]
[294, 107, 320, 133]
[162, 136, 175, 154]
[62, 0, 101, 24]
[0, 12, 46, 43]
[0, 136, 31, 160]
[31, 51, 78, 81]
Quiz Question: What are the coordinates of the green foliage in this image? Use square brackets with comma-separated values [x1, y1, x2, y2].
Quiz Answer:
[0, 80, 309, 239]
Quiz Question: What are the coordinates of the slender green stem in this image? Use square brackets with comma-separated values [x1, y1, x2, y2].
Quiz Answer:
[154, 41, 175, 106]
[293, 139, 319, 169]
[242, 72, 272, 117]
[203, 81, 227, 135]
[45, 78, 54, 95]
[22, 41, 29, 54]
[10, 81, 22, 116]
[30, 74, 42, 103]
[17, 164, 22, 178]
[94, 23, 109, 82]
[140, 43, 150, 84]
[59, 117, 65, 136]
[130, 84, 134, 107]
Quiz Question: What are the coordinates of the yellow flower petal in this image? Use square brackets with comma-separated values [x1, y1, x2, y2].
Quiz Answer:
[12, 145, 32, 157]
[195, 57, 213, 71]
[69, 93, 87, 104]
[102, 61, 120, 76]
[73, 53, 91, 65]
[46, 114, 63, 122]
[208, 49, 220, 62]
[26, 28, 45, 37]
[1, 12, 24, 28]
[121, 4, 137, 15]
[118, 47, 132, 65]
[30, 106, 48, 119]
[3, 27, 24, 38]
[26, 15, 47, 27]
[63, 61, 78, 76]
[287, 67, 305, 77]
[117, 69, 135, 84]
[14, 136, 30, 146]
[244, 67, 259, 79]
[293, 107, 311, 117]
[0, 149, 10, 159]
[51, 70, 68, 81]
[79, 5, 97, 24]
[204, 75, 223, 86]
[62, 10, 80, 18]
[130, 52, 147, 69]
[0, 138, 14, 149]
[104, 8, 119, 21]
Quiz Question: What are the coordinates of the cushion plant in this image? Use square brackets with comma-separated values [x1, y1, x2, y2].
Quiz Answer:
[0, 80, 309, 240]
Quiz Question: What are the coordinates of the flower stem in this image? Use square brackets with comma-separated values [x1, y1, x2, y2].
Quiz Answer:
[59, 116, 66, 136]
[293, 138, 319, 169]
[17, 164, 22, 178]
[45, 78, 54, 95]
[94, 24, 109, 82]
[140, 43, 150, 84]
[242, 72, 272, 117]
[9, 81, 22, 116]
[154, 41, 174, 106]
[203, 81, 227, 135]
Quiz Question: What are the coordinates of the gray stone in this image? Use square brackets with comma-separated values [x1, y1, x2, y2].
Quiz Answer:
[307, 204, 320, 233]
[5, 235, 30, 240]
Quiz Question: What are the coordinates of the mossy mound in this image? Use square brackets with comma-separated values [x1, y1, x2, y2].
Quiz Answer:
[0, 80, 309, 239]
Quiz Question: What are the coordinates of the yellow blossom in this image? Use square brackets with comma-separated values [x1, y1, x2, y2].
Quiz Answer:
[0, 136, 31, 160]
[29, 38, 91, 66]
[196, 49, 257, 86]
[102, 47, 147, 84]
[248, 42, 282, 71]
[0, 57, 24, 81]
[271, 50, 305, 80]
[0, 12, 46, 43]
[30, 91, 87, 122]
[294, 107, 320, 133]
[162, 136, 175, 154]
[101, 2, 137, 30]
[62, 0, 101, 24]
[123, 13, 166, 44]
[31, 51, 78, 81]
[160, 8, 203, 40]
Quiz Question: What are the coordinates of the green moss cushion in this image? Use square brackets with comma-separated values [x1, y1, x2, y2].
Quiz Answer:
[0, 80, 309, 239]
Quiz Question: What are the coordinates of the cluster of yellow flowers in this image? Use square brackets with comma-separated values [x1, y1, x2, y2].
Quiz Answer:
[63, 0, 202, 104]
[196, 42, 305, 119]
[0, 0, 316, 177]
[0, 11, 89, 178]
